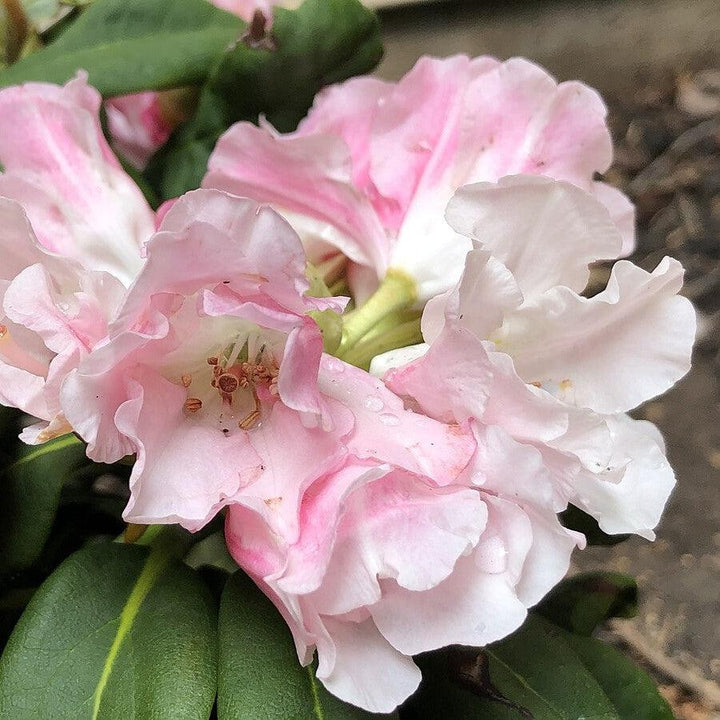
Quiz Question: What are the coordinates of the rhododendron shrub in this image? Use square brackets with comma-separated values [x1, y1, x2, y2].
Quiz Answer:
[0, 1, 689, 719]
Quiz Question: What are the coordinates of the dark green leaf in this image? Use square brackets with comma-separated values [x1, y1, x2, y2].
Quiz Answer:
[0, 541, 217, 719]
[0, 0, 244, 95]
[147, 0, 383, 199]
[560, 504, 631, 546]
[563, 632, 673, 720]
[402, 614, 672, 720]
[536, 572, 638, 635]
[218, 570, 396, 719]
[0, 434, 87, 577]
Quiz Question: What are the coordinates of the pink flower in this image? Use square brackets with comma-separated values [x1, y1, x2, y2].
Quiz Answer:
[62, 189, 474, 532]
[225, 357, 582, 711]
[106, 0, 281, 169]
[374, 176, 694, 539]
[105, 91, 174, 170]
[0, 74, 155, 443]
[204, 55, 635, 302]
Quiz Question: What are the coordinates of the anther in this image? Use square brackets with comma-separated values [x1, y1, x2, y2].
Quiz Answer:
[184, 397, 202, 413]
[207, 356, 219, 365]
[0, 324, 7, 338]
[218, 373, 239, 394]
[181, 374, 192, 388]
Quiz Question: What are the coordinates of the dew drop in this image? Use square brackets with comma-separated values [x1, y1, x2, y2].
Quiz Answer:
[363, 395, 384, 412]
[379, 412, 400, 426]
[325, 357, 345, 373]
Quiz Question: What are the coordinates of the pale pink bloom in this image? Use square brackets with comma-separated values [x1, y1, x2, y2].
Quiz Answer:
[204, 55, 635, 302]
[106, 0, 281, 169]
[225, 386, 581, 711]
[374, 176, 694, 539]
[0, 75, 155, 442]
[105, 92, 173, 170]
[61, 189, 474, 531]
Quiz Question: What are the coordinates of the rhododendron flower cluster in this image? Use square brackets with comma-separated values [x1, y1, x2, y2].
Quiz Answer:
[0, 54, 694, 713]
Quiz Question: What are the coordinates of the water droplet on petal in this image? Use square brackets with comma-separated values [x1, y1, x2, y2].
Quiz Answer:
[379, 412, 400, 426]
[363, 395, 384, 412]
[325, 357, 345, 373]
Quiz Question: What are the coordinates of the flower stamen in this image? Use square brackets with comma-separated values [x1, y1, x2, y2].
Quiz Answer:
[184, 397, 202, 413]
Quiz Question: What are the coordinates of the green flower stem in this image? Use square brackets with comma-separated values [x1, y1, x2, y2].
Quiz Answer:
[338, 269, 417, 354]
[116, 523, 164, 546]
[340, 317, 422, 371]
[354, 307, 421, 345]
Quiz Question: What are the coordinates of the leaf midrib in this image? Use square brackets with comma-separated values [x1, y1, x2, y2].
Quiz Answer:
[91, 548, 169, 720]
[485, 646, 618, 720]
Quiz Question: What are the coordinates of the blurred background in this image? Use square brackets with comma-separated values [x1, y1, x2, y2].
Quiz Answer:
[373, 1, 720, 718]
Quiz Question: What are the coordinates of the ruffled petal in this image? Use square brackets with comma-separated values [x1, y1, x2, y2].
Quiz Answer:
[276, 460, 394, 595]
[371, 497, 531, 653]
[306, 471, 485, 615]
[369, 54, 487, 229]
[592, 180, 636, 257]
[117, 368, 264, 531]
[0, 74, 153, 284]
[203, 122, 389, 272]
[277, 318, 325, 420]
[318, 354, 476, 483]
[236, 399, 353, 541]
[502, 256, 696, 413]
[446, 176, 623, 299]
[385, 326, 571, 444]
[570, 414, 676, 539]
[116, 189, 312, 330]
[316, 617, 421, 714]
[298, 75, 391, 191]
[421, 247, 523, 343]
[461, 58, 612, 187]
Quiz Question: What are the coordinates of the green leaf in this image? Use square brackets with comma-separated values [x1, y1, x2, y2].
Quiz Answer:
[218, 571, 396, 719]
[147, 0, 383, 199]
[563, 632, 674, 720]
[0, 434, 87, 577]
[0, 0, 244, 95]
[536, 572, 638, 636]
[0, 542, 217, 719]
[402, 615, 672, 720]
[560, 504, 631, 546]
